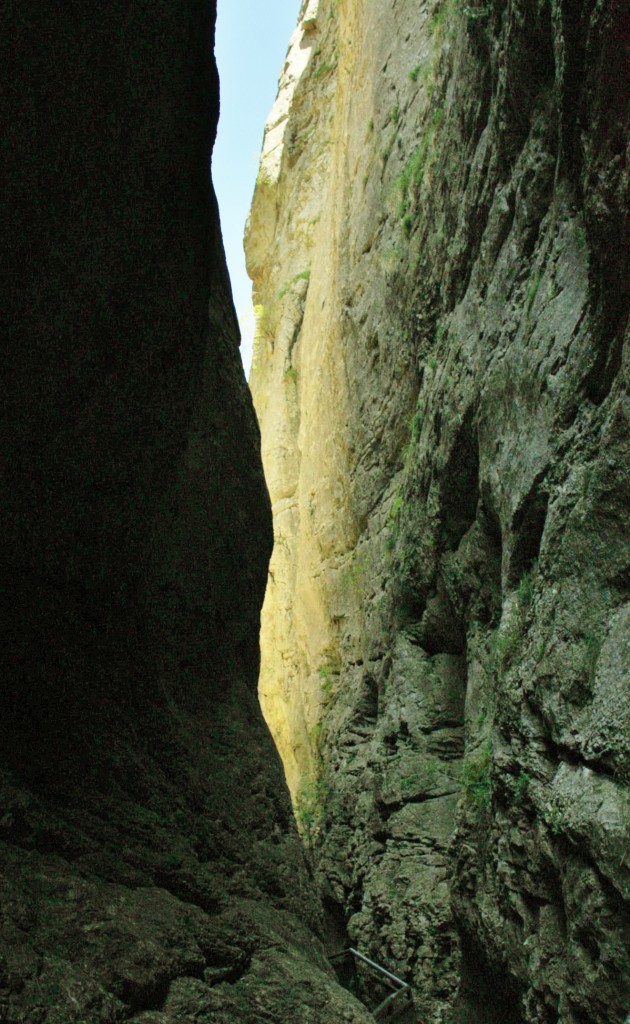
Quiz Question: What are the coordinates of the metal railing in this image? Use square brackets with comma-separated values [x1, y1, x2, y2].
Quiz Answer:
[329, 947, 414, 1020]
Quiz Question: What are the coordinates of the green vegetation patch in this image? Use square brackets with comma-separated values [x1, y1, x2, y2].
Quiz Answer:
[429, 0, 451, 36]
[385, 494, 404, 554]
[513, 770, 532, 806]
[253, 302, 274, 341]
[294, 776, 329, 848]
[461, 742, 492, 809]
[395, 135, 432, 223]
[313, 52, 337, 80]
[277, 268, 311, 299]
[317, 664, 336, 698]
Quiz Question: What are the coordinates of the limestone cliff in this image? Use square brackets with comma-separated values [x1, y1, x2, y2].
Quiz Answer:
[247, 0, 630, 1021]
[0, 3, 374, 1022]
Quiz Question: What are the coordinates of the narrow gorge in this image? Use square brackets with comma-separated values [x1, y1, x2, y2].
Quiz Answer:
[1, 2, 370, 1021]
[1, 1, 628, 1023]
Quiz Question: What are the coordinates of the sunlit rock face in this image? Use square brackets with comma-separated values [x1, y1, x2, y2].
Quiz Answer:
[247, 0, 630, 1021]
[0, 2, 375, 1022]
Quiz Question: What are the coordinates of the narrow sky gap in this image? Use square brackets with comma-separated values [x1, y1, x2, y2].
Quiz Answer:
[213, 0, 302, 378]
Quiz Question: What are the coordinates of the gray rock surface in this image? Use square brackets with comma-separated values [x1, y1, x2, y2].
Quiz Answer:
[248, 0, 630, 1021]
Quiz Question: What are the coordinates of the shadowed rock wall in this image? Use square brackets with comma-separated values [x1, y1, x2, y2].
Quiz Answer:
[0, 2, 374, 1021]
[247, 0, 630, 1021]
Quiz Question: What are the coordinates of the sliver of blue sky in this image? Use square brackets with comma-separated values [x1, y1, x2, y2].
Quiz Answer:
[213, 0, 302, 379]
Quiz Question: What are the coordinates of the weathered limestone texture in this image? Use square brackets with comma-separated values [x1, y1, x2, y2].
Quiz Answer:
[0, 2, 374, 1022]
[247, 0, 630, 1021]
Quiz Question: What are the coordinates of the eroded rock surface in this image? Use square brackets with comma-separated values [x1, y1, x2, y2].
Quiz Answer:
[247, 0, 630, 1021]
[0, 2, 374, 1022]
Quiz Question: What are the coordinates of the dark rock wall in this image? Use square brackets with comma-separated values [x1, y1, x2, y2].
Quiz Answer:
[0, 3, 373, 1022]
[2, 0, 262, 798]
[332, 1, 630, 1019]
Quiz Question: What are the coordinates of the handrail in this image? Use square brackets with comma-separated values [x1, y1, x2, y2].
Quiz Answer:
[346, 947, 409, 988]
[373, 986, 413, 1019]
[329, 947, 413, 1020]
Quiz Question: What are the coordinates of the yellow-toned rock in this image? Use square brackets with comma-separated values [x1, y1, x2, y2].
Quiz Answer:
[248, 0, 630, 1021]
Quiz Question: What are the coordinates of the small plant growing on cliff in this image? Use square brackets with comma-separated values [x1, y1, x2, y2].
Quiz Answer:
[517, 570, 534, 609]
[318, 664, 335, 698]
[513, 770, 532, 806]
[395, 136, 431, 221]
[310, 720, 324, 754]
[409, 402, 424, 443]
[278, 268, 311, 299]
[429, 0, 451, 36]
[526, 268, 543, 313]
[544, 800, 564, 836]
[254, 303, 275, 342]
[461, 743, 492, 809]
[495, 620, 521, 670]
[408, 64, 421, 82]
[294, 777, 328, 848]
[431, 105, 445, 130]
[313, 52, 337, 80]
[255, 167, 273, 189]
[390, 494, 404, 526]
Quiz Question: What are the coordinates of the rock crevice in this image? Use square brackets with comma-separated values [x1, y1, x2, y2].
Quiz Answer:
[1, 2, 374, 1022]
